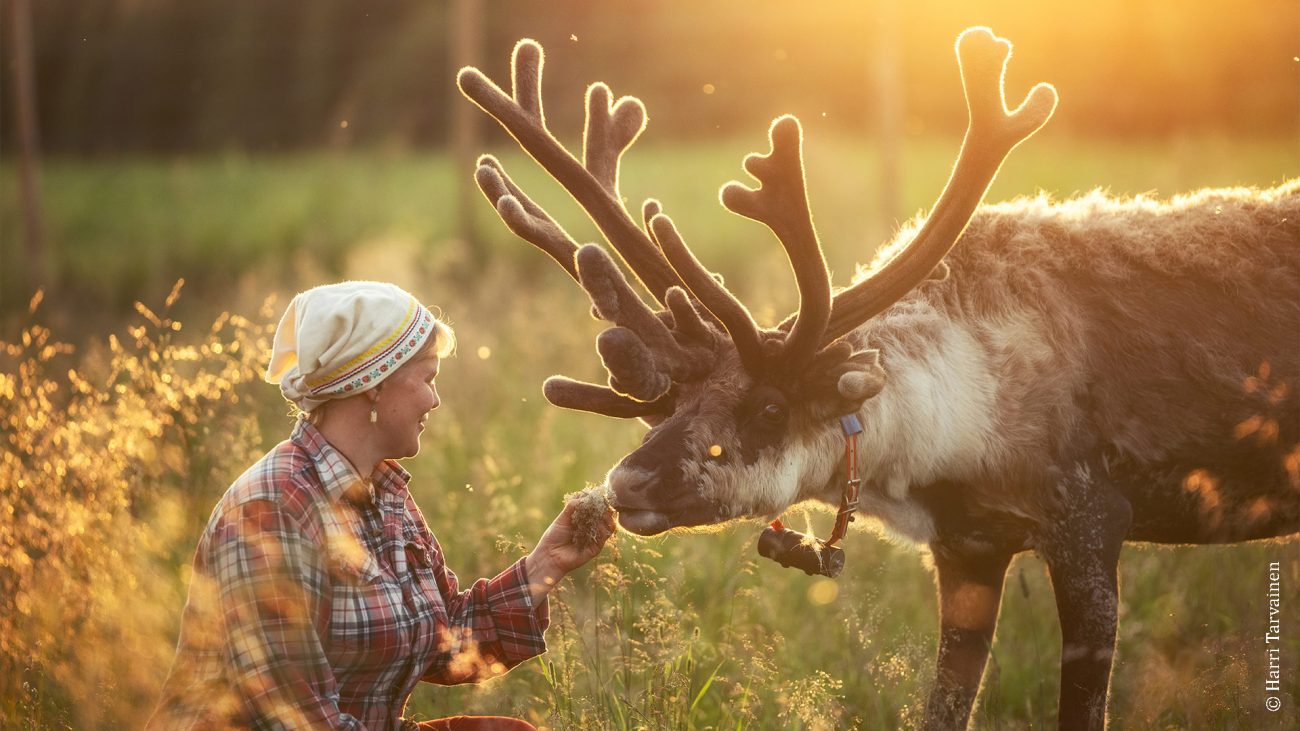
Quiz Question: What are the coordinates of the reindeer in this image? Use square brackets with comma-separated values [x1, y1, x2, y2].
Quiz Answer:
[457, 28, 1300, 730]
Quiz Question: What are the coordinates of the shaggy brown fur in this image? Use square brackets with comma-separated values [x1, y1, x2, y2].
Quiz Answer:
[858, 182, 1300, 539]
[860, 182, 1298, 729]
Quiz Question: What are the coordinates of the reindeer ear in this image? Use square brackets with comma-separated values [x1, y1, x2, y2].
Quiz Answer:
[837, 360, 887, 401]
[831, 349, 886, 407]
[802, 345, 887, 417]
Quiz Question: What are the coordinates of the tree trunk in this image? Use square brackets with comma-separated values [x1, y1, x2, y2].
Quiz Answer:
[873, 0, 903, 243]
[8, 0, 48, 294]
[450, 0, 485, 265]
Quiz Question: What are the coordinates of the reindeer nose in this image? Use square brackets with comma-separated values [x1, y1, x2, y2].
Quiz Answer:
[608, 463, 655, 496]
[615, 455, 674, 495]
[609, 418, 689, 502]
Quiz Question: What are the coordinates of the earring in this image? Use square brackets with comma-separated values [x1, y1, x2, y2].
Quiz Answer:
[369, 406, 378, 424]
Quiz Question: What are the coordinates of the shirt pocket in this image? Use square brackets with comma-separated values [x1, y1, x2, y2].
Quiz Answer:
[403, 538, 433, 572]
[400, 525, 439, 577]
[404, 537, 447, 613]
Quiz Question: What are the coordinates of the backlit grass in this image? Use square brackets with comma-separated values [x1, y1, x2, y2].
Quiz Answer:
[2, 137, 1298, 728]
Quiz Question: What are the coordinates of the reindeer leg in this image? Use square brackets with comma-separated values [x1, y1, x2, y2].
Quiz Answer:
[923, 544, 1013, 730]
[1037, 464, 1132, 731]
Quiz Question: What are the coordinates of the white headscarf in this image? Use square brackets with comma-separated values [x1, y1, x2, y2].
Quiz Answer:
[264, 281, 442, 412]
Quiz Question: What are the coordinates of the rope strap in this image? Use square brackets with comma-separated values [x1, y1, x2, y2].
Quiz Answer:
[766, 413, 862, 546]
[826, 414, 862, 547]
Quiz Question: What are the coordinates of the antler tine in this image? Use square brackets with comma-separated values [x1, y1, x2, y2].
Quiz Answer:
[575, 245, 713, 400]
[810, 26, 1057, 344]
[457, 40, 683, 305]
[512, 40, 544, 118]
[642, 199, 663, 243]
[585, 83, 642, 194]
[578, 244, 675, 344]
[664, 287, 714, 346]
[596, 327, 672, 402]
[543, 375, 670, 418]
[720, 115, 832, 372]
[649, 213, 766, 374]
[475, 156, 580, 281]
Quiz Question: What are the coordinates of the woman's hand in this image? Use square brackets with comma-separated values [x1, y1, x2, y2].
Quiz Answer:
[524, 500, 616, 604]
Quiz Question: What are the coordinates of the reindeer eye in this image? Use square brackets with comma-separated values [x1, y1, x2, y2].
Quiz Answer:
[761, 403, 788, 424]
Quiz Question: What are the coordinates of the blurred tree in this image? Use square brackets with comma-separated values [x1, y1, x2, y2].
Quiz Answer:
[6, 0, 47, 293]
[0, 0, 1295, 153]
[452, 0, 486, 259]
[873, 0, 903, 239]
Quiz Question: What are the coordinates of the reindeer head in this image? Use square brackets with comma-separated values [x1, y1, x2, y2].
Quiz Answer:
[458, 28, 1056, 536]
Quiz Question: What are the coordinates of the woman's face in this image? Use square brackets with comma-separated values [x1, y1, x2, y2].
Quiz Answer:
[374, 353, 441, 460]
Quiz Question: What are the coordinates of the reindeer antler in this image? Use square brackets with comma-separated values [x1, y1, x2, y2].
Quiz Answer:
[458, 40, 683, 304]
[576, 245, 713, 399]
[542, 376, 671, 418]
[648, 213, 767, 375]
[474, 156, 581, 280]
[459, 40, 725, 416]
[459, 29, 1054, 418]
[807, 26, 1057, 343]
[720, 115, 832, 373]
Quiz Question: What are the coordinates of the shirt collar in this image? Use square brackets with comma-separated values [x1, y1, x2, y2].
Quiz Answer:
[291, 418, 412, 503]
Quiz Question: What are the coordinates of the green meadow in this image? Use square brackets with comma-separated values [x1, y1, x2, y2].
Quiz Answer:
[2, 134, 1297, 729]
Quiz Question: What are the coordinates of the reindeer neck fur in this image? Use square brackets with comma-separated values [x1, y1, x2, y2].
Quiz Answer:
[790, 296, 1002, 545]
[811, 181, 1300, 546]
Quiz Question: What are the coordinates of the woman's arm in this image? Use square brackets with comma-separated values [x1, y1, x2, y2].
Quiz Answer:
[209, 499, 365, 730]
[422, 501, 614, 685]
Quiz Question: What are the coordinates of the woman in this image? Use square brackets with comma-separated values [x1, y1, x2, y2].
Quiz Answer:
[150, 281, 614, 730]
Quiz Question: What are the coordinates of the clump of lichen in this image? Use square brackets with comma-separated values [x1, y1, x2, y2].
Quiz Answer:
[565, 483, 615, 551]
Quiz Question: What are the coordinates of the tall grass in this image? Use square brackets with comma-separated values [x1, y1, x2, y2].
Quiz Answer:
[2, 138, 1298, 728]
[0, 283, 275, 729]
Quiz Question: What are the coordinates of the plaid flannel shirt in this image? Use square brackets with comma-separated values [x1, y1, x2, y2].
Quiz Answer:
[149, 419, 549, 730]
